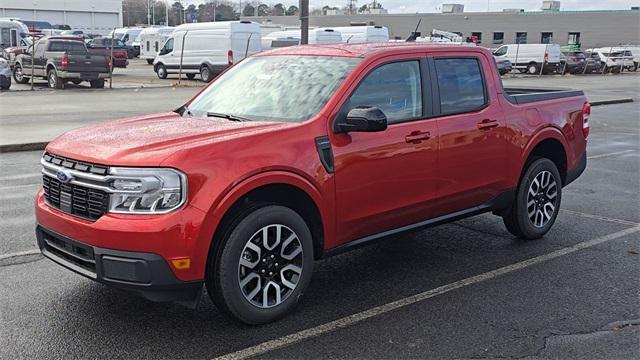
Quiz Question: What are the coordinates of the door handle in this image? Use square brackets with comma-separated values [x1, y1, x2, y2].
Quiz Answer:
[405, 130, 431, 144]
[477, 119, 499, 130]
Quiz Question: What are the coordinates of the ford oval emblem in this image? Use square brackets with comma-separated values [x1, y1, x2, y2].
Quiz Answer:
[56, 169, 73, 183]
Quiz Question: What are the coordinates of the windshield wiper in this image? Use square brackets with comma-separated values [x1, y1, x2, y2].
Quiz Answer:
[206, 112, 251, 122]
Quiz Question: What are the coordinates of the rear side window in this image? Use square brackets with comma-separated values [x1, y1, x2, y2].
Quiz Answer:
[48, 41, 86, 53]
[434, 58, 486, 115]
[348, 61, 422, 123]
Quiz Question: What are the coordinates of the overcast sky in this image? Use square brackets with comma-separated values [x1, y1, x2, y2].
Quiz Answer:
[185, 0, 639, 13]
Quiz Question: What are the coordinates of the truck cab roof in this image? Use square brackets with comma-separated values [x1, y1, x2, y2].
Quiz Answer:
[260, 42, 491, 58]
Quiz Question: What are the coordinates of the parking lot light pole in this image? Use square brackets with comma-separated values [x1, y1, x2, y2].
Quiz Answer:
[109, 29, 114, 89]
[30, 41, 35, 91]
[300, 0, 309, 45]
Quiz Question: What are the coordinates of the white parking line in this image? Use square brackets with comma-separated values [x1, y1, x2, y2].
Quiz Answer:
[587, 149, 635, 160]
[214, 225, 640, 360]
[561, 209, 639, 226]
[0, 249, 41, 261]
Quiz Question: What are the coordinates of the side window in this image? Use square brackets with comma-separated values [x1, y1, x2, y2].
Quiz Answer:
[34, 42, 45, 57]
[348, 61, 422, 123]
[10, 29, 18, 47]
[493, 46, 507, 56]
[161, 38, 174, 54]
[434, 58, 486, 115]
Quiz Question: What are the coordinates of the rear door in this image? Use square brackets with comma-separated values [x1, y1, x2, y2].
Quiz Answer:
[331, 54, 439, 245]
[430, 53, 509, 216]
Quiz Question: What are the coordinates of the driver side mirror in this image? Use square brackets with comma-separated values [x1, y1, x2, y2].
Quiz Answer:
[334, 106, 388, 134]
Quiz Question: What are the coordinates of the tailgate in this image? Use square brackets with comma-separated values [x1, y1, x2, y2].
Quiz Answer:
[67, 53, 109, 74]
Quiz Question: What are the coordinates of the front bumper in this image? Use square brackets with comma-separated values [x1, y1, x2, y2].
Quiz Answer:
[37, 225, 203, 302]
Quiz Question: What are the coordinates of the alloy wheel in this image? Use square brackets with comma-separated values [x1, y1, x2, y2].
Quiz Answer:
[15, 66, 23, 82]
[48, 72, 56, 88]
[526, 170, 558, 228]
[237, 224, 304, 309]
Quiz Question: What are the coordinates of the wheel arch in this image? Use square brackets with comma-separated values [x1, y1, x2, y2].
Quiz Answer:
[520, 128, 568, 185]
[201, 171, 330, 281]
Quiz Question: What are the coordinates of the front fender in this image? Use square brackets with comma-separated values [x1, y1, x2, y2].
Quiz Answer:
[189, 169, 333, 278]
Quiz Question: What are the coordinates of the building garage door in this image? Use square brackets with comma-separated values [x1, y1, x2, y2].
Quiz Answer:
[35, 10, 64, 26]
[3, 9, 34, 20]
[66, 11, 92, 32]
[94, 13, 119, 34]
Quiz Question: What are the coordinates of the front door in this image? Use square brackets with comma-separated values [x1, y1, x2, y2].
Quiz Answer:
[331, 57, 439, 245]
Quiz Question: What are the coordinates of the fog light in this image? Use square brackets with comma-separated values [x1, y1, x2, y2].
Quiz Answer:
[171, 258, 191, 270]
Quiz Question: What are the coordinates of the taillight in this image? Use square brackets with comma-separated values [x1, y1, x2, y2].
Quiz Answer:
[227, 50, 233, 66]
[571, 56, 577, 61]
[61, 54, 68, 68]
[582, 102, 591, 139]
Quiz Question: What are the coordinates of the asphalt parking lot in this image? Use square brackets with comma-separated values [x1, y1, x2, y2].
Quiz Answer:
[0, 70, 638, 358]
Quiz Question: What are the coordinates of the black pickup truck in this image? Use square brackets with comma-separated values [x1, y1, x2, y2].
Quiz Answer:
[12, 37, 109, 89]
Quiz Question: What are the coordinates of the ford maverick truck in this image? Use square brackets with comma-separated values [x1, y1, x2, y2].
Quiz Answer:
[35, 43, 589, 324]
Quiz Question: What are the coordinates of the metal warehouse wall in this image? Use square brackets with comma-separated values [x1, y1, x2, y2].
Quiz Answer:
[243, 10, 640, 49]
[0, 0, 123, 34]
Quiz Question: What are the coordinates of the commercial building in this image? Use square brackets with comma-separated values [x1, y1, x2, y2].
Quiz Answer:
[0, 0, 123, 34]
[243, 8, 640, 49]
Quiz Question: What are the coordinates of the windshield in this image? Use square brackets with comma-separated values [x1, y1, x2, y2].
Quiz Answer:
[186, 56, 360, 122]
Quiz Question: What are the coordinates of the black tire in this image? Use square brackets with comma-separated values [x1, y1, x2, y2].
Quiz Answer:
[186, 73, 196, 80]
[47, 69, 64, 89]
[502, 158, 562, 240]
[155, 63, 167, 79]
[526, 62, 539, 75]
[633, 62, 638, 72]
[146, 58, 154, 65]
[90, 79, 105, 88]
[200, 64, 213, 82]
[13, 64, 29, 84]
[207, 204, 314, 324]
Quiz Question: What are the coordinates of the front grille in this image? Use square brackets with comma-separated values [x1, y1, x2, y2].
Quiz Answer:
[41, 228, 96, 275]
[43, 175, 109, 221]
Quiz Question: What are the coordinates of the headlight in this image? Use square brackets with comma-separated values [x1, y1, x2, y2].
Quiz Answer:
[107, 167, 187, 214]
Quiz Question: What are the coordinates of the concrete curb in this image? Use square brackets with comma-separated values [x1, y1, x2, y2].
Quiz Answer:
[0, 98, 634, 154]
[590, 98, 634, 106]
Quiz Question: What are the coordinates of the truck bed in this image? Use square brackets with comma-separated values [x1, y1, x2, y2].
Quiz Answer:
[504, 87, 585, 105]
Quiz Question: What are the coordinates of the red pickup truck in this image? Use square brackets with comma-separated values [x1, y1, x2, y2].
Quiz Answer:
[35, 43, 588, 324]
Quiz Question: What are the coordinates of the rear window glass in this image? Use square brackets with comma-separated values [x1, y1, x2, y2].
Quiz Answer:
[434, 58, 486, 115]
[48, 41, 86, 53]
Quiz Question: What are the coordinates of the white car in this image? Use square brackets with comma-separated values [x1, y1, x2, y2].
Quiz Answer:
[586, 47, 636, 72]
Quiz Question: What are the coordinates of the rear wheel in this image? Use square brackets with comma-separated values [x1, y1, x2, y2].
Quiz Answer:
[207, 204, 314, 324]
[47, 69, 64, 89]
[155, 63, 167, 79]
[527, 62, 539, 75]
[13, 64, 29, 84]
[200, 64, 213, 82]
[503, 158, 562, 239]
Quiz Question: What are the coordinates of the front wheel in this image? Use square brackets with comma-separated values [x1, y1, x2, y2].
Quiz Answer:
[502, 158, 562, 239]
[89, 79, 105, 88]
[155, 63, 167, 79]
[207, 204, 314, 324]
[13, 64, 29, 84]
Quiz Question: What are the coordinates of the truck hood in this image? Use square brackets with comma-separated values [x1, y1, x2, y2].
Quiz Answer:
[45, 112, 290, 166]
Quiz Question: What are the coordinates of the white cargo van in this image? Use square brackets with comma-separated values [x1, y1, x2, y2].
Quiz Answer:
[154, 21, 261, 82]
[139, 27, 174, 64]
[109, 27, 143, 47]
[492, 43, 561, 74]
[261, 28, 341, 50]
[332, 26, 389, 43]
